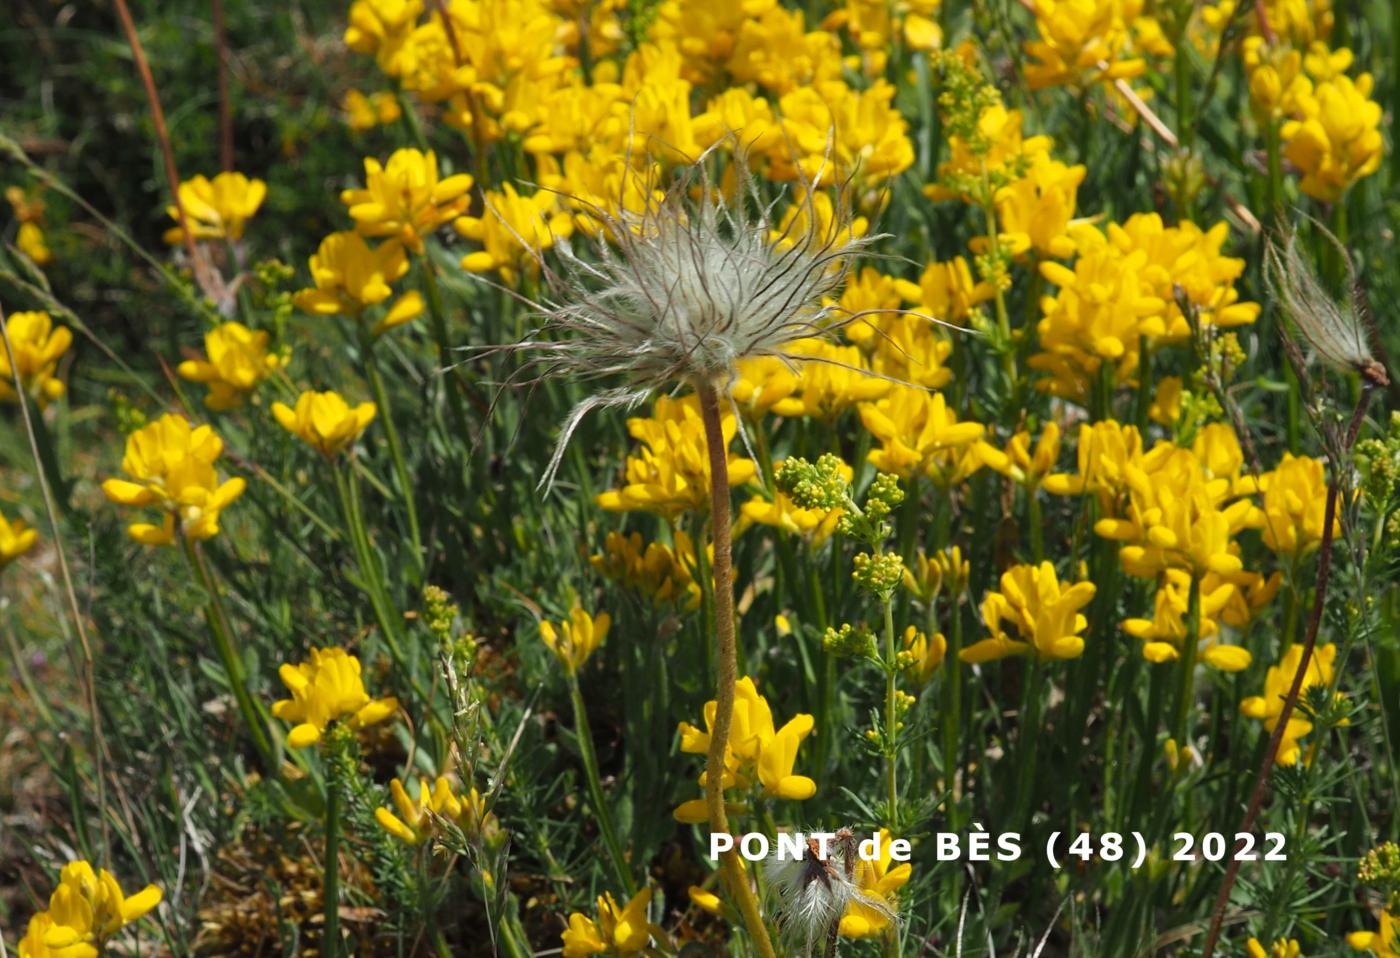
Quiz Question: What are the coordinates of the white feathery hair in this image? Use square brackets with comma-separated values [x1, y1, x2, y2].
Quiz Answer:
[762, 828, 898, 958]
[479, 137, 897, 489]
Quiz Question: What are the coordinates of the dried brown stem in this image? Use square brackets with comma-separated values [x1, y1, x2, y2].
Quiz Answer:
[1199, 386, 1374, 958]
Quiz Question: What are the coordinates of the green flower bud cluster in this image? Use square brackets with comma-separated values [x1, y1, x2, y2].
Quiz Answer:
[823, 622, 876, 658]
[853, 550, 905, 598]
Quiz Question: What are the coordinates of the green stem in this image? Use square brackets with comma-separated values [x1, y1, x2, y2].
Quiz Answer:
[1171, 574, 1202, 748]
[363, 341, 425, 577]
[883, 597, 899, 829]
[1011, 656, 1046, 834]
[1027, 490, 1045, 563]
[568, 675, 636, 895]
[421, 260, 472, 439]
[182, 537, 276, 773]
[942, 596, 963, 830]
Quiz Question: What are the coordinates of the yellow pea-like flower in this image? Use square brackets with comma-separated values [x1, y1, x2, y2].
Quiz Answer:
[272, 390, 377, 458]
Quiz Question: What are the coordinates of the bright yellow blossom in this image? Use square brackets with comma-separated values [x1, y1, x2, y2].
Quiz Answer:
[1241, 643, 1340, 765]
[101, 414, 246, 546]
[1023, 0, 1151, 91]
[0, 507, 37, 568]
[1258, 453, 1337, 556]
[163, 172, 266, 245]
[455, 182, 573, 284]
[272, 390, 377, 458]
[1282, 72, 1384, 200]
[961, 561, 1096, 663]
[595, 394, 756, 518]
[930, 105, 1053, 202]
[177, 321, 283, 410]
[1042, 419, 1151, 505]
[1121, 569, 1251, 670]
[1247, 937, 1303, 958]
[0, 310, 71, 405]
[1349, 908, 1400, 956]
[727, 5, 843, 95]
[292, 232, 423, 332]
[375, 776, 496, 845]
[980, 421, 1062, 490]
[561, 887, 654, 957]
[340, 149, 474, 254]
[900, 625, 947, 685]
[902, 257, 996, 327]
[271, 646, 399, 748]
[860, 387, 988, 484]
[539, 607, 610, 674]
[770, 339, 890, 420]
[771, 80, 914, 185]
[993, 153, 1085, 259]
[35, 860, 162, 958]
[732, 355, 801, 418]
[839, 828, 912, 937]
[344, 0, 423, 76]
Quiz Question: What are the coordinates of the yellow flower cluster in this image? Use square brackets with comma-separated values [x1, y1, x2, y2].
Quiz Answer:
[1022, 0, 1165, 92]
[17, 860, 161, 958]
[674, 677, 816, 821]
[272, 390, 377, 458]
[595, 394, 756, 518]
[590, 530, 702, 609]
[860, 387, 989, 487]
[962, 561, 1097, 663]
[177, 321, 283, 411]
[562, 886, 655, 957]
[375, 775, 498, 846]
[163, 172, 266, 245]
[0, 310, 71, 406]
[101, 414, 247, 546]
[272, 646, 399, 748]
[292, 231, 424, 332]
[1241, 643, 1341, 765]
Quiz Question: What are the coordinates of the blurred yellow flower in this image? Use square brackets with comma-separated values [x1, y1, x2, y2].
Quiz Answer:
[101, 413, 246, 546]
[17, 221, 52, 265]
[1241, 643, 1339, 765]
[900, 625, 947, 685]
[1282, 72, 1383, 200]
[770, 339, 890, 420]
[344, 0, 423, 76]
[595, 394, 756, 517]
[292, 232, 423, 332]
[1247, 937, 1303, 958]
[272, 646, 399, 748]
[980, 421, 1062, 490]
[590, 530, 701, 609]
[34, 860, 161, 957]
[902, 257, 996, 327]
[163, 172, 266, 244]
[1258, 453, 1336, 556]
[726, 5, 842, 95]
[539, 607, 610, 674]
[341, 148, 474, 254]
[961, 561, 1096, 662]
[771, 80, 914, 185]
[1023, 0, 1150, 91]
[342, 89, 403, 131]
[0, 310, 71, 405]
[177, 321, 283, 411]
[272, 390, 377, 458]
[455, 182, 573, 284]
[561, 886, 654, 957]
[0, 507, 37, 568]
[838, 828, 912, 937]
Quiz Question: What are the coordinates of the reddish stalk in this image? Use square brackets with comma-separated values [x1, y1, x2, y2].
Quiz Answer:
[1199, 386, 1375, 958]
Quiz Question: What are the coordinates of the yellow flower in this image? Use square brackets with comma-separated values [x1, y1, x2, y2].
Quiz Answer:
[17, 221, 52, 265]
[38, 860, 162, 958]
[0, 310, 71, 405]
[455, 182, 573, 284]
[0, 506, 37, 568]
[1023, 0, 1150, 91]
[1149, 375, 1184, 426]
[726, 5, 843, 95]
[1241, 643, 1341, 765]
[961, 561, 1096, 663]
[375, 776, 496, 845]
[900, 625, 947, 685]
[867, 317, 955, 391]
[769, 339, 890, 420]
[1248, 936, 1304, 958]
[292, 232, 423, 331]
[271, 646, 399, 748]
[163, 172, 266, 245]
[838, 828, 911, 937]
[271, 390, 377, 458]
[1282, 71, 1384, 200]
[676, 677, 816, 812]
[1349, 908, 1400, 956]
[344, 0, 423, 76]
[340, 149, 474, 255]
[732, 355, 801, 418]
[1042, 419, 1149, 504]
[930, 104, 1053, 202]
[590, 530, 702, 609]
[1031, 222, 1163, 401]
[687, 884, 724, 915]
[539, 607, 610, 674]
[993, 153, 1085, 259]
[980, 421, 1062, 490]
[343, 89, 402, 131]
[561, 887, 654, 957]
[595, 394, 756, 518]
[770, 79, 914, 185]
[101, 414, 246, 546]
[1258, 453, 1336, 556]
[693, 87, 782, 154]
[17, 910, 58, 958]
[1122, 568, 1251, 670]
[1244, 38, 1311, 119]
[859, 387, 988, 484]
[901, 257, 996, 327]
[177, 321, 283, 410]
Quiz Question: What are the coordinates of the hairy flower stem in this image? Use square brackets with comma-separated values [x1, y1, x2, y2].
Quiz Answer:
[696, 377, 777, 958]
[567, 676, 636, 895]
[1199, 387, 1374, 958]
[883, 598, 900, 829]
[362, 342, 424, 577]
[182, 537, 276, 773]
